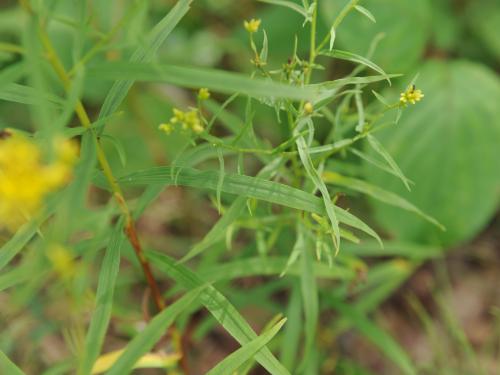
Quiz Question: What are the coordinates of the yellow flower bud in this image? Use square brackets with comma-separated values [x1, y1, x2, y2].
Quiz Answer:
[244, 19, 261, 33]
[198, 88, 210, 100]
[304, 102, 314, 115]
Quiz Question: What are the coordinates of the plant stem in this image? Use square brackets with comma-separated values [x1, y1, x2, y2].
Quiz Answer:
[36, 17, 166, 312]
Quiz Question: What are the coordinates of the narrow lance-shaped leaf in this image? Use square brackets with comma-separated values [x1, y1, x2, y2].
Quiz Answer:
[88, 62, 319, 101]
[78, 223, 124, 375]
[332, 301, 417, 375]
[320, 49, 391, 84]
[98, 0, 194, 126]
[206, 318, 287, 375]
[257, 0, 308, 18]
[105, 289, 203, 375]
[147, 251, 291, 375]
[106, 166, 381, 244]
[0, 351, 26, 375]
[322, 172, 444, 230]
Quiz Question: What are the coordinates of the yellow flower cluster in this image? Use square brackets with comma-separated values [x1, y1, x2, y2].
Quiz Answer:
[400, 85, 424, 106]
[0, 131, 78, 231]
[159, 108, 204, 135]
[244, 18, 261, 33]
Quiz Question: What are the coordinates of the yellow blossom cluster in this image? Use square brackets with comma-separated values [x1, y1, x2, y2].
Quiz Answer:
[0, 131, 78, 231]
[400, 85, 424, 106]
[244, 18, 261, 33]
[159, 108, 204, 135]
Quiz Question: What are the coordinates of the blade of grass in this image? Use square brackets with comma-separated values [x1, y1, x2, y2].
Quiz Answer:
[98, 0, 194, 125]
[366, 134, 411, 191]
[78, 223, 124, 375]
[320, 49, 391, 84]
[89, 62, 319, 101]
[105, 288, 202, 375]
[0, 351, 26, 375]
[206, 318, 287, 375]
[332, 301, 417, 375]
[257, 0, 308, 18]
[110, 166, 381, 244]
[322, 172, 444, 230]
[147, 251, 291, 375]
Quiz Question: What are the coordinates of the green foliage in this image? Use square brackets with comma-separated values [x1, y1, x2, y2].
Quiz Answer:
[365, 61, 500, 246]
[0, 0, 498, 374]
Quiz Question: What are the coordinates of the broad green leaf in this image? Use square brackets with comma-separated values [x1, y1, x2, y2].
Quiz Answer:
[332, 302, 417, 375]
[111, 166, 381, 244]
[78, 224, 124, 375]
[320, 0, 431, 72]
[365, 61, 500, 246]
[105, 289, 201, 375]
[147, 251, 291, 375]
[0, 351, 25, 375]
[322, 172, 443, 230]
[320, 49, 390, 84]
[88, 62, 319, 101]
[206, 318, 287, 375]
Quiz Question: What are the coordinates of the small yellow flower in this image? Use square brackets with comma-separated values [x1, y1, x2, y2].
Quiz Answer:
[304, 102, 314, 115]
[244, 18, 261, 33]
[198, 88, 210, 101]
[399, 85, 424, 106]
[158, 108, 204, 135]
[158, 123, 174, 135]
[0, 132, 77, 231]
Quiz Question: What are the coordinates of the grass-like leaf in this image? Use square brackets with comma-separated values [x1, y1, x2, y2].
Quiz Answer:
[323, 172, 444, 230]
[332, 302, 417, 375]
[98, 0, 194, 126]
[147, 251, 291, 375]
[198, 256, 354, 282]
[88, 62, 319, 101]
[110, 166, 381, 244]
[206, 318, 287, 375]
[257, 0, 308, 18]
[320, 49, 391, 84]
[78, 223, 124, 375]
[104, 288, 202, 375]
[366, 134, 411, 191]
[0, 351, 25, 375]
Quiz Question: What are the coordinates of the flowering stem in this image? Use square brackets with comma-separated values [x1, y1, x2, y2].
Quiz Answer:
[34, 15, 166, 313]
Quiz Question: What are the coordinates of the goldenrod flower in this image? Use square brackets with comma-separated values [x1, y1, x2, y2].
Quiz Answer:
[0, 132, 77, 231]
[198, 88, 210, 101]
[159, 108, 204, 135]
[400, 85, 424, 106]
[244, 18, 261, 33]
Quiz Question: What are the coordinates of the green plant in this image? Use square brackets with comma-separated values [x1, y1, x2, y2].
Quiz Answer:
[1, 1, 496, 374]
